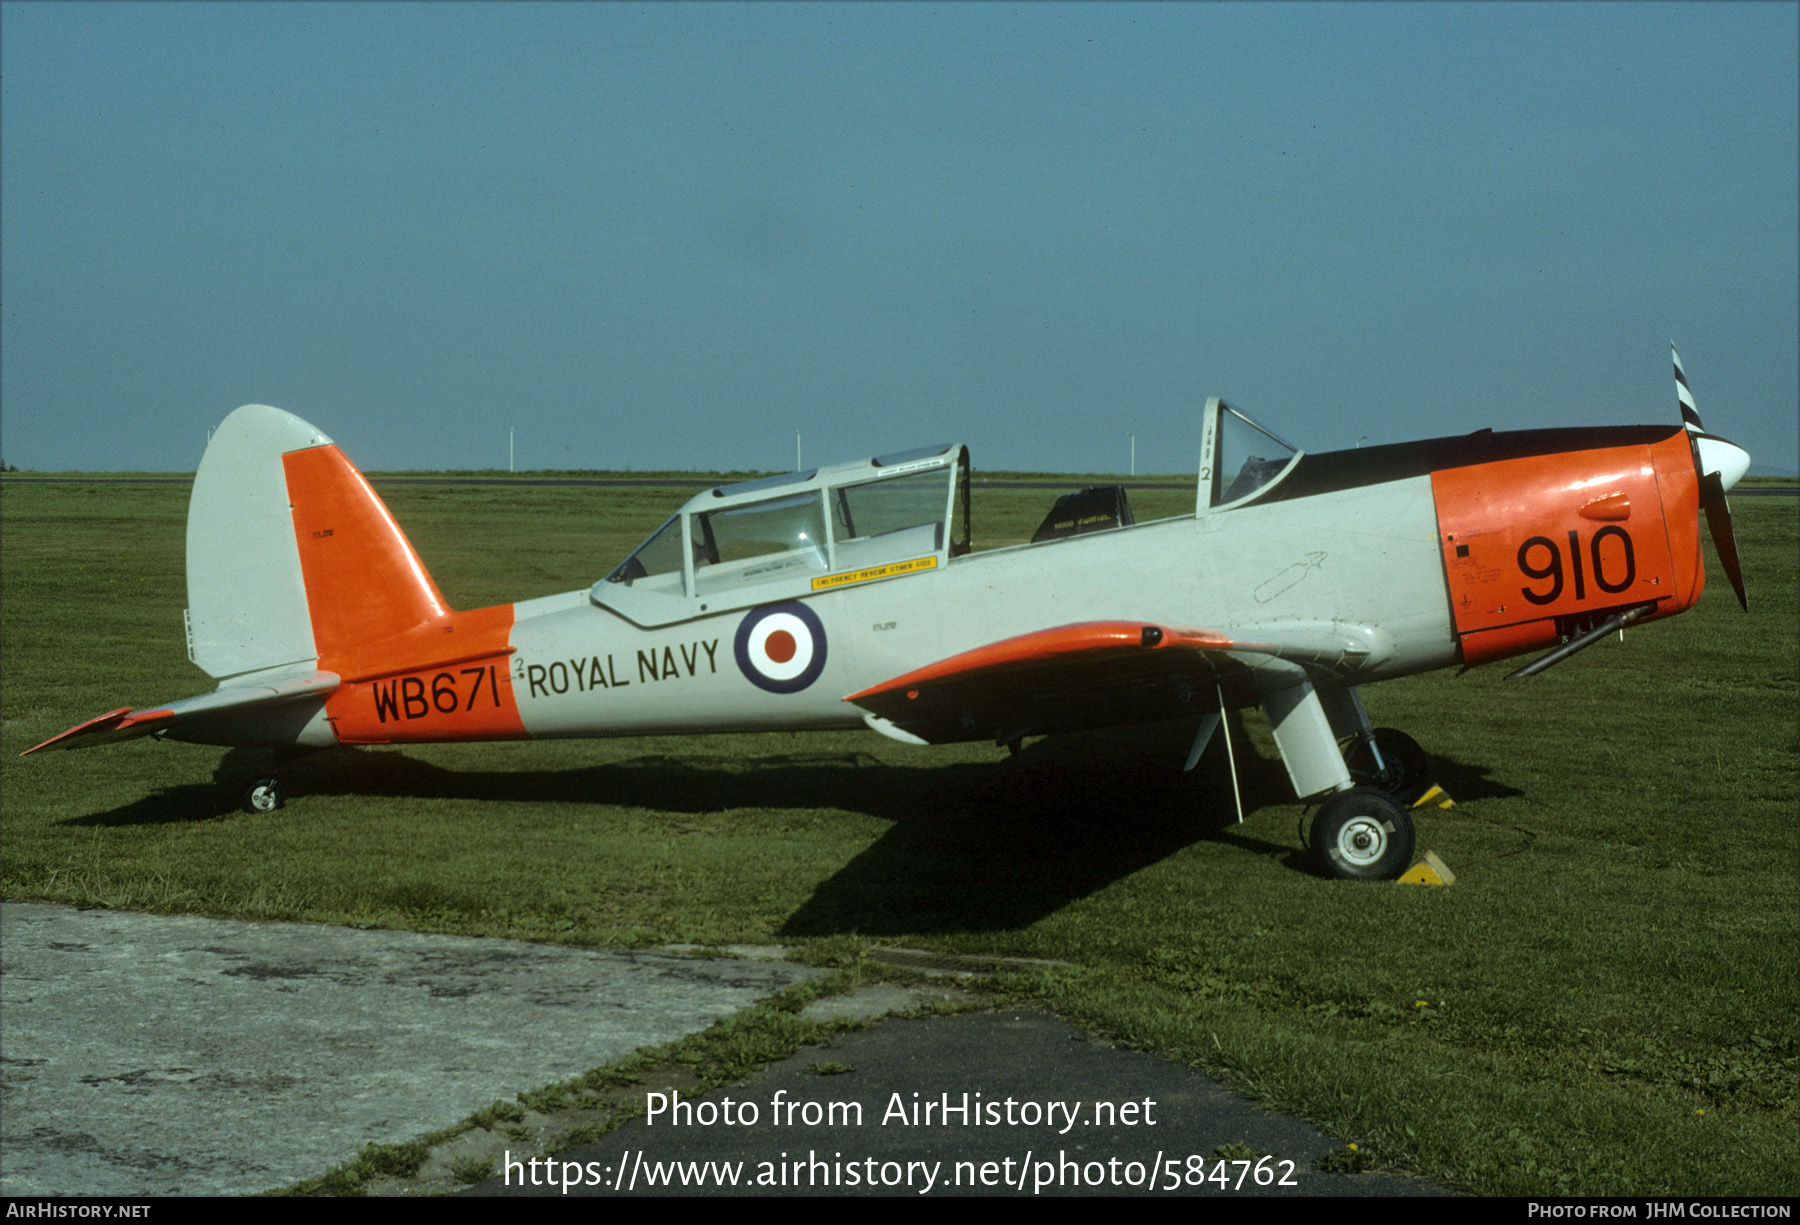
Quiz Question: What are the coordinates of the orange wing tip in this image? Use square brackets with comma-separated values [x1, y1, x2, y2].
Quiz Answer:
[21, 707, 175, 756]
[846, 620, 1234, 704]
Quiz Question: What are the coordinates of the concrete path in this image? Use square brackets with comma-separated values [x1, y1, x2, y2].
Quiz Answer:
[0, 903, 819, 1195]
[3, 903, 1451, 1198]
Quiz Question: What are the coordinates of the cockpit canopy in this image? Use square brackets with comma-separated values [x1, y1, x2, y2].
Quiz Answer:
[597, 443, 970, 625]
[594, 398, 1300, 627]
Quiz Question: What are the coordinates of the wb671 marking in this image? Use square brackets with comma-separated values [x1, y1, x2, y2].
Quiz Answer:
[371, 665, 503, 723]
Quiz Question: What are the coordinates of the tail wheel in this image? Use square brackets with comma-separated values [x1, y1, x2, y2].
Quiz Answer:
[1312, 787, 1415, 880]
[1345, 727, 1429, 800]
[244, 777, 285, 814]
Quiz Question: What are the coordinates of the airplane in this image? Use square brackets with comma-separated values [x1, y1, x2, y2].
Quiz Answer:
[23, 347, 1751, 880]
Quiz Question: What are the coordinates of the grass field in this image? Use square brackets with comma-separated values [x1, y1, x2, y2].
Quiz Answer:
[2, 474, 1794, 1196]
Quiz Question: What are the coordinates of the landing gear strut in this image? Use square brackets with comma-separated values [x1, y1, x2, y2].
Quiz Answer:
[1345, 727, 1429, 801]
[1311, 787, 1415, 880]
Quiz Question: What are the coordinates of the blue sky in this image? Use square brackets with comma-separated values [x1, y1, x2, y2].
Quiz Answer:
[3, 2, 1795, 474]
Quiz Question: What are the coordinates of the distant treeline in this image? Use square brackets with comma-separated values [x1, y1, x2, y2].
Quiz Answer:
[4, 467, 1792, 484]
[0, 467, 1201, 483]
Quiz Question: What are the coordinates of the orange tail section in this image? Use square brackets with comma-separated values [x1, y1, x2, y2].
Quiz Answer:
[279, 444, 526, 744]
[284, 446, 451, 661]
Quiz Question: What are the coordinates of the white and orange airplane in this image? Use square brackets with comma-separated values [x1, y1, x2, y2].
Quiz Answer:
[24, 348, 1749, 879]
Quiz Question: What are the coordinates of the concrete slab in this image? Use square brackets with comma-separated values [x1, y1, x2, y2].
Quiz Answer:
[797, 983, 978, 1023]
[0, 903, 820, 1196]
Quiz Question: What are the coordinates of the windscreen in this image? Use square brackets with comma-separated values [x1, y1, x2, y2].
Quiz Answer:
[1214, 407, 1299, 506]
[605, 515, 683, 588]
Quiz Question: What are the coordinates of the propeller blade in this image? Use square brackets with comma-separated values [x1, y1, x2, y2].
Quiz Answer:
[1672, 345, 1750, 612]
[1673, 343, 1704, 431]
[1699, 471, 1749, 611]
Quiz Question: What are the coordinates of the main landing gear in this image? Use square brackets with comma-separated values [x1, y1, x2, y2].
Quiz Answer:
[1256, 682, 1435, 880]
[1312, 724, 1426, 880]
[1311, 786, 1416, 880]
[1300, 688, 1430, 880]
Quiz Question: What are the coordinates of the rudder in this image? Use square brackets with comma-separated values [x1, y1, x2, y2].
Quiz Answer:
[282, 443, 449, 665]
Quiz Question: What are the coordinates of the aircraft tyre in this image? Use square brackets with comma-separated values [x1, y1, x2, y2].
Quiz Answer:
[244, 777, 285, 814]
[1312, 787, 1414, 880]
[1346, 728, 1429, 800]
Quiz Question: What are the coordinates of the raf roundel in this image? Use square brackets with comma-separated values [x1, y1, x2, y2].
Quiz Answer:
[734, 603, 828, 694]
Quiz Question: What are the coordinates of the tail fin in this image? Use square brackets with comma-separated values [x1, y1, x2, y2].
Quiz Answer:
[187, 405, 449, 681]
[30, 404, 521, 756]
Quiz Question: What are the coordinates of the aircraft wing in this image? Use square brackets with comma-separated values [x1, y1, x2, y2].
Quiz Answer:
[845, 619, 1371, 746]
[20, 670, 340, 755]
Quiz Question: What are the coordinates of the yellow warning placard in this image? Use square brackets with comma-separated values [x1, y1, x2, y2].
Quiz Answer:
[811, 555, 938, 591]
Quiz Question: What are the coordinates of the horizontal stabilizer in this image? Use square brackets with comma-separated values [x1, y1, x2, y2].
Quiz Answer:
[20, 706, 176, 755]
[21, 671, 340, 756]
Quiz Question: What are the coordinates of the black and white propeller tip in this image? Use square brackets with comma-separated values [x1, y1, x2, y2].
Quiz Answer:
[1672, 344, 1749, 610]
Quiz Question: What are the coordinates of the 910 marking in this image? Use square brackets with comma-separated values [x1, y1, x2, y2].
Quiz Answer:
[1518, 526, 1636, 605]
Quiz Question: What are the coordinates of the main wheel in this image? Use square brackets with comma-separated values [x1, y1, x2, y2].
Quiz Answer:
[1345, 728, 1429, 800]
[243, 777, 285, 814]
[1312, 787, 1415, 880]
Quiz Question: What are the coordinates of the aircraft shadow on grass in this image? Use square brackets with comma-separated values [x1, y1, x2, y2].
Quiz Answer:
[62, 717, 1522, 933]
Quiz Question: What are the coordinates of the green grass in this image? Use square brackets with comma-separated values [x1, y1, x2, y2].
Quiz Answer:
[2, 477, 1794, 1196]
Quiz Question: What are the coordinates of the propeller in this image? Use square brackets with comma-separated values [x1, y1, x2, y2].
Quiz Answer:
[1673, 344, 1749, 611]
